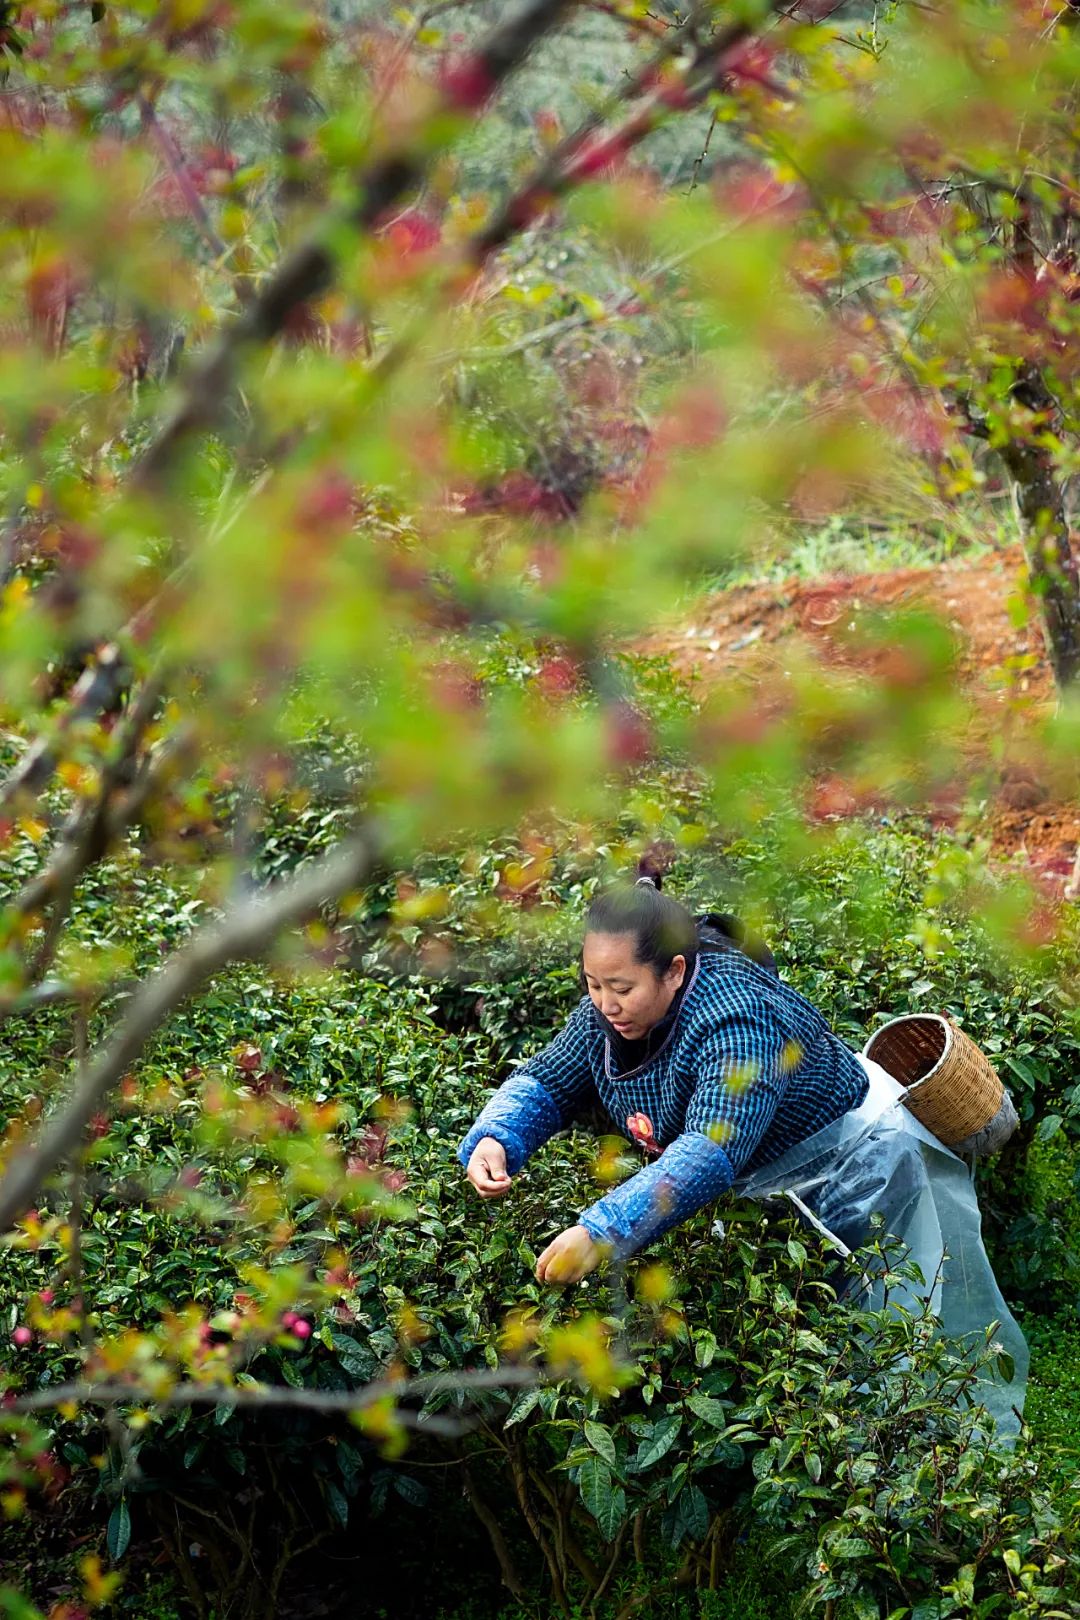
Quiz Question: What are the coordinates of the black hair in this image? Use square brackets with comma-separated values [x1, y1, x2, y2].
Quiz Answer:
[583, 849, 697, 976]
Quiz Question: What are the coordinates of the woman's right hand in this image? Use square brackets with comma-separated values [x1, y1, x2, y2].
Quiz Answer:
[466, 1136, 513, 1199]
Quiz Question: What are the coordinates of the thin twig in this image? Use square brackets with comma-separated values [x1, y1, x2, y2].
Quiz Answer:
[19, 674, 170, 983]
[7, 1363, 537, 1419]
[589, 1523, 627, 1616]
[138, 94, 231, 266]
[0, 977, 135, 1017]
[134, 0, 575, 489]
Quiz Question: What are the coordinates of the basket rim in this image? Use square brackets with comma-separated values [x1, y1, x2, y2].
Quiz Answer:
[863, 1012, 955, 1093]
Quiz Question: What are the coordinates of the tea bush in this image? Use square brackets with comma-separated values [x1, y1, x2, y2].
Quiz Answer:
[4, 811, 1080, 1617]
[4, 965, 1080, 1617]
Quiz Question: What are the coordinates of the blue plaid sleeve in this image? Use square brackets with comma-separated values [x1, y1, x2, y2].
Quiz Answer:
[457, 1001, 598, 1175]
[578, 1132, 733, 1257]
[683, 1005, 795, 1174]
[458, 1075, 564, 1175]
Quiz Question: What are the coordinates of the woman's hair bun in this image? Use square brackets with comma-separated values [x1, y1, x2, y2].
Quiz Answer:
[636, 840, 677, 892]
[587, 840, 695, 973]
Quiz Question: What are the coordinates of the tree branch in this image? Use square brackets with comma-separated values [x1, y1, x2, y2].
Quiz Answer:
[468, 2, 763, 265]
[7, 1364, 537, 1422]
[138, 94, 231, 266]
[0, 979, 125, 1016]
[0, 644, 128, 816]
[16, 674, 171, 985]
[133, 0, 576, 489]
[0, 831, 376, 1230]
[462, 1461, 530, 1597]
[996, 370, 1080, 689]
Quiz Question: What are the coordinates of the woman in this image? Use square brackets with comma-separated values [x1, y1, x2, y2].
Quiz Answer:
[457, 866, 1027, 1434]
[459, 867, 869, 1284]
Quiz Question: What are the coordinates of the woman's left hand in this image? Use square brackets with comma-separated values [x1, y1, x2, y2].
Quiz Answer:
[535, 1225, 602, 1286]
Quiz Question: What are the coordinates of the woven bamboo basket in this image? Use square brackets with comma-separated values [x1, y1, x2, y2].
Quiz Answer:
[863, 1014, 1014, 1153]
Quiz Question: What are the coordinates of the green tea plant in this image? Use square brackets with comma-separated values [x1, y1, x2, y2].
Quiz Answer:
[2, 863, 1078, 1616]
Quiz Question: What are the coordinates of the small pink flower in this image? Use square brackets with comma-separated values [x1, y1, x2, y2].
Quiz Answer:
[292, 1319, 312, 1340]
[382, 209, 441, 260]
[38, 1289, 54, 1306]
[438, 54, 494, 111]
[12, 1326, 32, 1347]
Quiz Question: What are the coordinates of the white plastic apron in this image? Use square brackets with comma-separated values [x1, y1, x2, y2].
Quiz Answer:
[732, 1056, 1028, 1440]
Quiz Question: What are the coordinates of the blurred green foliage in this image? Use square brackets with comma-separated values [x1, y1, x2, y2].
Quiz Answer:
[4, 1, 1080, 1616]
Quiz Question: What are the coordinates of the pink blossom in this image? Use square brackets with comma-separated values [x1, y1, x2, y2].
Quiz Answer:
[382, 209, 441, 259]
[438, 54, 494, 111]
[605, 703, 653, 768]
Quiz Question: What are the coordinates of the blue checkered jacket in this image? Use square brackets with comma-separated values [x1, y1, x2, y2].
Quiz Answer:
[458, 950, 868, 1257]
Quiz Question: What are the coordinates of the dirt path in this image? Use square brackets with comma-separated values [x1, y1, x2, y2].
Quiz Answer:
[648, 545, 1079, 879]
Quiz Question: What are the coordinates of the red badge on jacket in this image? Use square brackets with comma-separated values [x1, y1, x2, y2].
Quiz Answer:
[626, 1112, 661, 1157]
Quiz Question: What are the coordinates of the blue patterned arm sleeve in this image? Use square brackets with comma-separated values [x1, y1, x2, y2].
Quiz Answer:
[458, 1075, 563, 1176]
[578, 1133, 734, 1257]
[682, 1009, 792, 1173]
[578, 1004, 796, 1259]
[457, 1000, 599, 1176]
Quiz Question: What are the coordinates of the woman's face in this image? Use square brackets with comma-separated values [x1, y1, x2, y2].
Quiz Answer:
[582, 932, 687, 1041]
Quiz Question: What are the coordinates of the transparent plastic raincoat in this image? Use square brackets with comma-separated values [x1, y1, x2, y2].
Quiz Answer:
[733, 1056, 1028, 1439]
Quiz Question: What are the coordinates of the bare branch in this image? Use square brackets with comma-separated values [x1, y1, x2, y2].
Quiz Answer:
[7, 1363, 537, 1426]
[0, 979, 132, 1016]
[138, 94, 231, 266]
[0, 833, 375, 1231]
[0, 645, 128, 817]
[455, 308, 613, 361]
[133, 0, 576, 489]
[14, 674, 172, 985]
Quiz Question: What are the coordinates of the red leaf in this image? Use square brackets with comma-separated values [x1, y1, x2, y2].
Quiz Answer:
[382, 207, 441, 259]
[438, 53, 495, 110]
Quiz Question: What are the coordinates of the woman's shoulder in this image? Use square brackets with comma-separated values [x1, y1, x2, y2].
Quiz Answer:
[684, 948, 826, 1038]
[689, 947, 758, 993]
[696, 913, 778, 974]
[681, 949, 783, 1023]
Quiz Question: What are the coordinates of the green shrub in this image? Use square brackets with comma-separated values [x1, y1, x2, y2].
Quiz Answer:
[1027, 1320, 1080, 1482]
[4, 951, 1079, 1619]
[5, 813, 1080, 1617]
